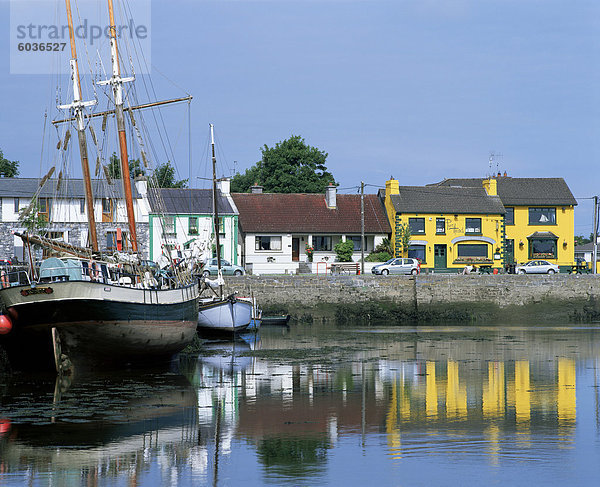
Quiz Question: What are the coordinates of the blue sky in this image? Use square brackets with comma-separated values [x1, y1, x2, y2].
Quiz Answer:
[1, 0, 598, 235]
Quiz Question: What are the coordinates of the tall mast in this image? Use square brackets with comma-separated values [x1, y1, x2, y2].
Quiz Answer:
[59, 0, 99, 251]
[98, 0, 138, 252]
[210, 124, 223, 298]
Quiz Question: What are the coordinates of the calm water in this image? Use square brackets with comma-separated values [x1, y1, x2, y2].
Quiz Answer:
[1, 323, 600, 486]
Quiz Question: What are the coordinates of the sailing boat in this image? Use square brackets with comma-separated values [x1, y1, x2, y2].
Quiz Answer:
[197, 125, 253, 334]
[0, 0, 198, 371]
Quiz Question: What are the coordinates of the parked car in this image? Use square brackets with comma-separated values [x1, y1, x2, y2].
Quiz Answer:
[372, 258, 420, 275]
[202, 258, 245, 277]
[0, 259, 11, 266]
[515, 260, 559, 275]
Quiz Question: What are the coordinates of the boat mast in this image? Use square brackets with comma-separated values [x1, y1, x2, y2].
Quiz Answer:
[59, 0, 99, 251]
[98, 0, 138, 252]
[210, 124, 223, 298]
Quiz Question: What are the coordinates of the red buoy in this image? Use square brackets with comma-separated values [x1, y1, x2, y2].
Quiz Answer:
[0, 419, 10, 436]
[0, 314, 12, 334]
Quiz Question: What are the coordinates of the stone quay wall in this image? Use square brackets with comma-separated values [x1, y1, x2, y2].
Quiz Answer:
[225, 274, 600, 324]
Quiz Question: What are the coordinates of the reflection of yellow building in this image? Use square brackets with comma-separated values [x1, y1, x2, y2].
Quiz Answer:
[384, 358, 577, 460]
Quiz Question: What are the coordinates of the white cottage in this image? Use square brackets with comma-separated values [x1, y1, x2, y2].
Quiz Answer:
[232, 185, 391, 274]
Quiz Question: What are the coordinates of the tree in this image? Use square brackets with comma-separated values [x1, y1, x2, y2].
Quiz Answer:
[231, 135, 336, 193]
[18, 200, 48, 234]
[397, 223, 411, 257]
[0, 149, 19, 177]
[153, 161, 188, 188]
[106, 152, 145, 179]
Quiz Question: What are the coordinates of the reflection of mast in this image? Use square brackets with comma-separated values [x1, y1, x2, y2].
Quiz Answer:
[60, 0, 99, 251]
[213, 397, 222, 487]
[99, 0, 138, 252]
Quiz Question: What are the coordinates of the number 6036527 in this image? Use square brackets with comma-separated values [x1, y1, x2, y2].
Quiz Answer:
[17, 42, 66, 52]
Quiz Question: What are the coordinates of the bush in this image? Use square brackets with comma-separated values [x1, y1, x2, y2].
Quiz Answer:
[365, 251, 392, 262]
[334, 240, 355, 262]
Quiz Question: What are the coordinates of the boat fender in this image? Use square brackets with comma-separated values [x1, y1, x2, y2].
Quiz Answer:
[0, 419, 11, 437]
[0, 314, 13, 335]
[0, 270, 8, 288]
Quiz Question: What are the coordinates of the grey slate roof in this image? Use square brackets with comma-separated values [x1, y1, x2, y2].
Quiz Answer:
[390, 186, 505, 215]
[148, 188, 236, 215]
[0, 177, 141, 198]
[430, 177, 577, 206]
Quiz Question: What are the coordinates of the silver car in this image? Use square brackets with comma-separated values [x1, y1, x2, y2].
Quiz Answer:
[515, 260, 559, 275]
[372, 258, 420, 276]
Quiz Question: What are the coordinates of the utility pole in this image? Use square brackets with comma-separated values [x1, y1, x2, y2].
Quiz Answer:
[592, 196, 598, 273]
[360, 181, 365, 276]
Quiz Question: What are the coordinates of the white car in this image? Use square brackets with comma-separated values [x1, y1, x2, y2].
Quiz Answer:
[515, 260, 559, 275]
[372, 258, 420, 276]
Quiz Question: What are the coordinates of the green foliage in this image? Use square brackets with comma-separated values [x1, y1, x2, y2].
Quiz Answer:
[18, 200, 48, 234]
[0, 149, 19, 177]
[153, 161, 188, 188]
[231, 135, 336, 193]
[575, 235, 593, 246]
[107, 152, 145, 179]
[398, 223, 411, 256]
[373, 237, 392, 255]
[334, 240, 355, 262]
[365, 251, 392, 262]
[230, 165, 261, 193]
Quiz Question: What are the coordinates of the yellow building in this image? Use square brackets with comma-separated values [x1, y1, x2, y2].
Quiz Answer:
[383, 178, 505, 271]
[431, 176, 577, 271]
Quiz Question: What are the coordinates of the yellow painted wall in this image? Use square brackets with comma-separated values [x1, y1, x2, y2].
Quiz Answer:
[504, 205, 575, 267]
[393, 212, 504, 269]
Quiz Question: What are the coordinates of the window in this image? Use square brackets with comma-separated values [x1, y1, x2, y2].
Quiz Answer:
[313, 236, 332, 251]
[13, 198, 19, 213]
[408, 244, 426, 263]
[457, 244, 488, 257]
[408, 218, 425, 234]
[189, 217, 198, 235]
[350, 236, 363, 251]
[38, 198, 51, 222]
[102, 198, 114, 223]
[80, 199, 85, 214]
[436, 218, 445, 234]
[465, 218, 481, 234]
[529, 238, 557, 259]
[505, 207, 514, 225]
[255, 236, 282, 251]
[529, 207, 556, 225]
[106, 231, 129, 251]
[213, 217, 225, 235]
[163, 216, 176, 235]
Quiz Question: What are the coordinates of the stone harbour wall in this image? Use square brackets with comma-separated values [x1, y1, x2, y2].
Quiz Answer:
[225, 274, 600, 324]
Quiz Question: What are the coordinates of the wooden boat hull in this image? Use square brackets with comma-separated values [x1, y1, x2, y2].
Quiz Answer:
[0, 281, 199, 369]
[197, 296, 252, 334]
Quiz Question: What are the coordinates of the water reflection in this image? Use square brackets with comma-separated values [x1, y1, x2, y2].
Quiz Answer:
[0, 370, 198, 485]
[1, 325, 599, 486]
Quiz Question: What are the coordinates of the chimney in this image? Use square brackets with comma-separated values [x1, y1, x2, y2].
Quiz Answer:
[385, 177, 399, 196]
[251, 183, 263, 194]
[134, 176, 148, 196]
[326, 183, 337, 209]
[218, 178, 230, 195]
[483, 178, 497, 196]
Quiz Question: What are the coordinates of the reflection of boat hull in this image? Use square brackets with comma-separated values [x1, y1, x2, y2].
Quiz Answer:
[197, 296, 252, 334]
[0, 281, 199, 369]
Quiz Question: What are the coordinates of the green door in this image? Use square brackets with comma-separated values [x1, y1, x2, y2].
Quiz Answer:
[505, 239, 514, 264]
[434, 244, 447, 269]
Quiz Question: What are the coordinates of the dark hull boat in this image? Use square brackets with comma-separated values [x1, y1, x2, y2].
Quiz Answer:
[0, 279, 198, 370]
[0, 0, 200, 372]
